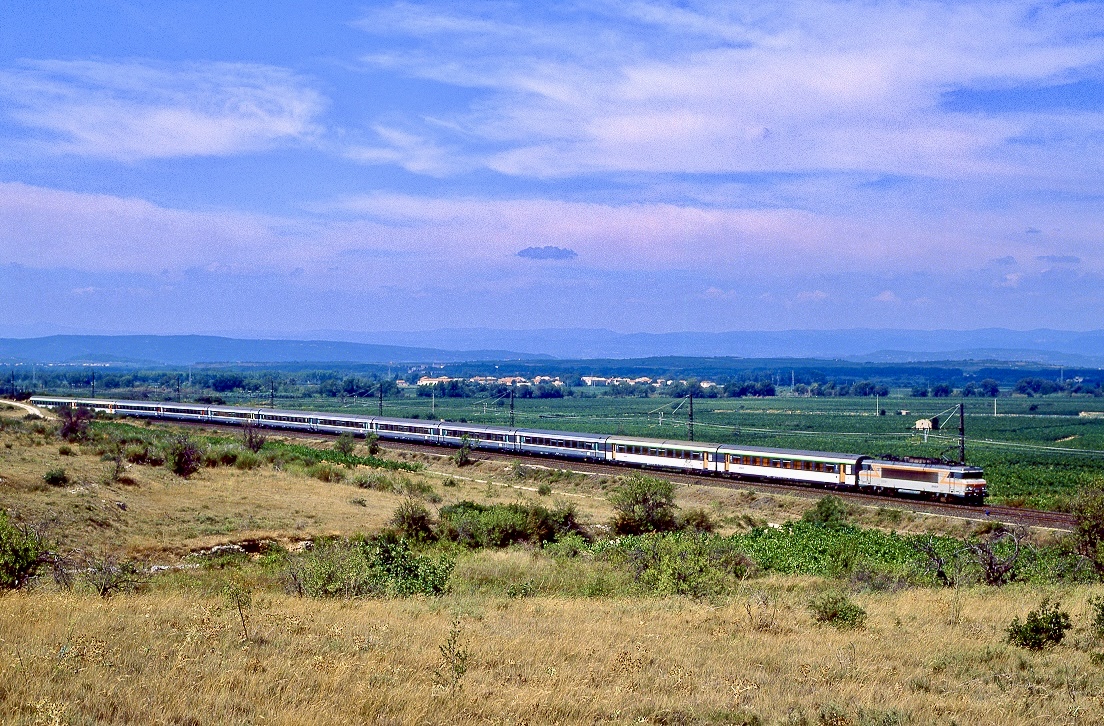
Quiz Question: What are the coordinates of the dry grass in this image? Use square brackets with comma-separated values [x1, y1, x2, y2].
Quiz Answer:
[6, 410, 1103, 724]
[2, 582, 1103, 725]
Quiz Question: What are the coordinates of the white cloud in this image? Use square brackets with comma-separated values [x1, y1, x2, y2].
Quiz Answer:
[873, 290, 900, 303]
[0, 60, 324, 160]
[357, 1, 1104, 180]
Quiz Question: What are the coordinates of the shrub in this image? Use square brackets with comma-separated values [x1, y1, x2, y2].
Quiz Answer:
[308, 462, 345, 483]
[453, 436, 473, 467]
[334, 433, 356, 457]
[537, 482, 552, 496]
[678, 508, 717, 533]
[803, 495, 849, 528]
[233, 450, 261, 471]
[0, 513, 43, 589]
[58, 444, 73, 456]
[166, 435, 202, 478]
[366, 433, 380, 456]
[609, 475, 678, 535]
[1090, 595, 1104, 640]
[600, 533, 756, 598]
[42, 467, 68, 487]
[204, 444, 240, 468]
[125, 443, 164, 466]
[241, 423, 266, 453]
[353, 472, 394, 491]
[390, 499, 436, 542]
[78, 552, 145, 597]
[438, 500, 584, 549]
[808, 591, 867, 629]
[57, 406, 92, 441]
[1072, 484, 1104, 573]
[1007, 599, 1071, 650]
[284, 538, 453, 598]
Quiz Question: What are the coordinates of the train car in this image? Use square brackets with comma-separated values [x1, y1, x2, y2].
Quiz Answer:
[255, 408, 317, 431]
[438, 422, 517, 451]
[712, 445, 867, 487]
[607, 436, 718, 472]
[861, 459, 987, 502]
[515, 427, 608, 461]
[371, 416, 441, 444]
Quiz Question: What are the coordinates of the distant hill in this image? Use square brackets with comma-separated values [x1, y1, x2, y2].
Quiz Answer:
[2, 329, 1103, 367]
[0, 335, 545, 366]
[307, 327, 1104, 366]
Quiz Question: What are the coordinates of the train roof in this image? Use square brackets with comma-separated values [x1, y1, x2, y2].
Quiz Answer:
[869, 459, 983, 471]
[717, 443, 866, 462]
[514, 427, 608, 441]
[606, 435, 720, 450]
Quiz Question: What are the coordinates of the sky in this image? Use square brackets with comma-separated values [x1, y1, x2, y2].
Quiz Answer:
[1, 0, 1103, 338]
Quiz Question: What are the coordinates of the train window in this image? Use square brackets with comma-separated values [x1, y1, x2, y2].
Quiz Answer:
[771, 459, 780, 468]
[825, 464, 837, 474]
[782, 460, 792, 469]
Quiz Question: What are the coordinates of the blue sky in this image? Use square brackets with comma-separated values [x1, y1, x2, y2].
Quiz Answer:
[1, 0, 1103, 337]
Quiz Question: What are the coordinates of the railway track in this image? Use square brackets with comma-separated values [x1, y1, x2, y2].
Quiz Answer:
[140, 417, 1078, 531]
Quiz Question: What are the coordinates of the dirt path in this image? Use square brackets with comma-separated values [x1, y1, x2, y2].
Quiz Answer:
[1, 398, 52, 419]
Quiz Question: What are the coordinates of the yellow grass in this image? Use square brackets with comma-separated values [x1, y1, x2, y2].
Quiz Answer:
[2, 582, 1103, 725]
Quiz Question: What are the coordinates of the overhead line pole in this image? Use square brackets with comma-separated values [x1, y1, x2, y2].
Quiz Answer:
[509, 388, 515, 428]
[959, 402, 966, 465]
[378, 384, 383, 416]
[688, 391, 694, 442]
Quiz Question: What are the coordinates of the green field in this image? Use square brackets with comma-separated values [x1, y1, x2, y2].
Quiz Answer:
[151, 389, 1104, 511]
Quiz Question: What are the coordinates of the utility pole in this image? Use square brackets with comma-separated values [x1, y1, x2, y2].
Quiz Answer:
[688, 391, 694, 441]
[378, 384, 383, 416]
[431, 389, 436, 417]
[90, 369, 95, 399]
[509, 388, 515, 427]
[269, 379, 275, 408]
[958, 402, 966, 465]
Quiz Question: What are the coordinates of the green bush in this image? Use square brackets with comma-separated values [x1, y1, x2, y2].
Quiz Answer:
[125, 443, 164, 466]
[438, 500, 584, 549]
[803, 495, 849, 528]
[353, 471, 394, 491]
[0, 513, 43, 589]
[284, 538, 453, 598]
[42, 467, 68, 487]
[598, 532, 755, 598]
[58, 444, 73, 456]
[1007, 599, 1071, 649]
[609, 475, 678, 535]
[233, 450, 261, 471]
[537, 482, 552, 496]
[808, 591, 867, 629]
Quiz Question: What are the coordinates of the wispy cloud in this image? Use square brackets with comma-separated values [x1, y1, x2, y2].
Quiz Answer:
[0, 60, 324, 160]
[355, 1, 1104, 181]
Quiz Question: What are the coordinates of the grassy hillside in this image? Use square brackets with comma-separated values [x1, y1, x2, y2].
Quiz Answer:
[3, 407, 1104, 725]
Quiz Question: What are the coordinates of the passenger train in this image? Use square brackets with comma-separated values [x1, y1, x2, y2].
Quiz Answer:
[29, 397, 988, 502]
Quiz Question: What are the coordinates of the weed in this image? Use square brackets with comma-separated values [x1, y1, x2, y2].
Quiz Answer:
[350, 497, 367, 507]
[1007, 598, 1071, 649]
[57, 444, 73, 456]
[537, 482, 552, 496]
[808, 591, 867, 629]
[433, 618, 470, 689]
[222, 580, 253, 639]
[308, 462, 345, 483]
